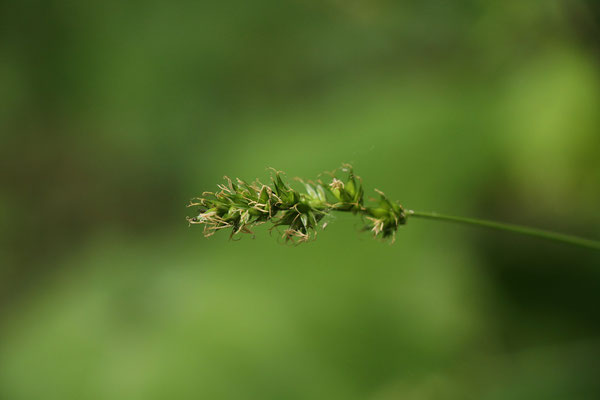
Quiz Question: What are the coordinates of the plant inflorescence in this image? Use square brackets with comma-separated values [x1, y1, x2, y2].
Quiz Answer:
[186, 165, 405, 244]
[187, 165, 600, 250]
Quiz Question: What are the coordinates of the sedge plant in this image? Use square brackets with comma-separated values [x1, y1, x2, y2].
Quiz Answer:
[186, 165, 600, 250]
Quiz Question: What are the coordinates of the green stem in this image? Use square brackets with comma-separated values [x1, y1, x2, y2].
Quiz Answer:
[407, 210, 600, 251]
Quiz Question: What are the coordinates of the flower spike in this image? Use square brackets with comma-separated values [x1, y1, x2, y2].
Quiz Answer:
[187, 165, 406, 243]
[187, 166, 600, 250]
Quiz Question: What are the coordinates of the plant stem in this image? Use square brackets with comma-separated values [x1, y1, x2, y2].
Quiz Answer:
[407, 210, 600, 251]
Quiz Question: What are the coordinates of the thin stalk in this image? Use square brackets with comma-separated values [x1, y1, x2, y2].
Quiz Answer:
[407, 210, 600, 251]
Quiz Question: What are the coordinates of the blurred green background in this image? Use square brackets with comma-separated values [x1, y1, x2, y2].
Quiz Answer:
[2, 0, 600, 399]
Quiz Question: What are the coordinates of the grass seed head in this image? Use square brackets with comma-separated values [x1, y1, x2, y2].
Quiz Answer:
[187, 165, 406, 243]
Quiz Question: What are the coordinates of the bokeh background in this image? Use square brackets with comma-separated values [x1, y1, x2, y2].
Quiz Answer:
[2, 0, 600, 399]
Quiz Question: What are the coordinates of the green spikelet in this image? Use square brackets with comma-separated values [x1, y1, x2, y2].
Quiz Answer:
[187, 165, 406, 244]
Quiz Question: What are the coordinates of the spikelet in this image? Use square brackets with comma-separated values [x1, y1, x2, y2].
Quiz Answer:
[187, 165, 406, 243]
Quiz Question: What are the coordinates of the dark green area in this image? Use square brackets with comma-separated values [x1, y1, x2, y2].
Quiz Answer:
[1, 0, 600, 399]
